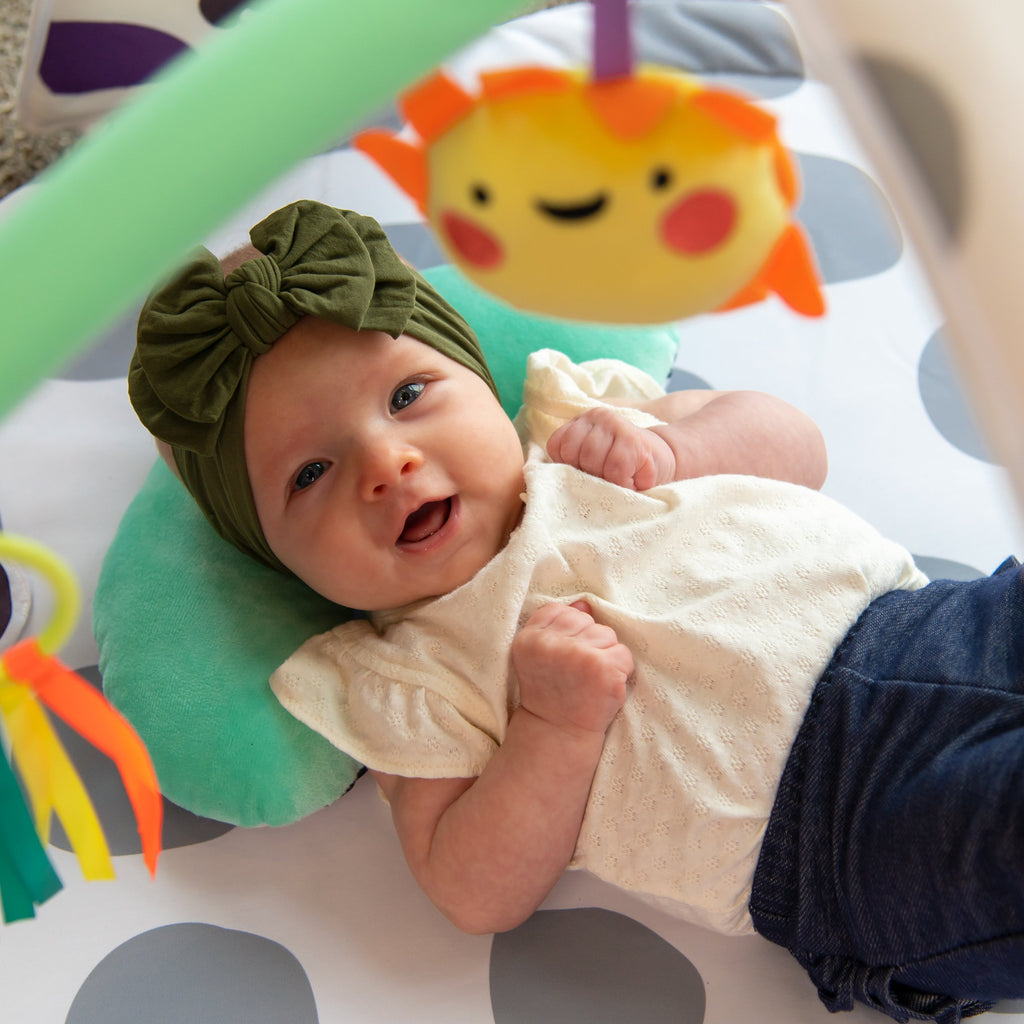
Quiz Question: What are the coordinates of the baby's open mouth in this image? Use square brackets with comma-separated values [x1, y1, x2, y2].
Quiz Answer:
[399, 498, 453, 545]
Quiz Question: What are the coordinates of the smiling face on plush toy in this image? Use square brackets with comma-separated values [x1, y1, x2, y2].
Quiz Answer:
[356, 67, 825, 324]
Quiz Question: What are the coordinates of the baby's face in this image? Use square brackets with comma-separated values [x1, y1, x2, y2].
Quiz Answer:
[244, 318, 525, 610]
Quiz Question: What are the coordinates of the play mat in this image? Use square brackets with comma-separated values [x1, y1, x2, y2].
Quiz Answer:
[2, 1, 1024, 1020]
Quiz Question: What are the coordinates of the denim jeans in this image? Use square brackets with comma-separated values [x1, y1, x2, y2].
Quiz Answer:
[749, 557, 1024, 1023]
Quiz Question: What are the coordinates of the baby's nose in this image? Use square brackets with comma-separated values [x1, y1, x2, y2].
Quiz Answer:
[360, 438, 423, 498]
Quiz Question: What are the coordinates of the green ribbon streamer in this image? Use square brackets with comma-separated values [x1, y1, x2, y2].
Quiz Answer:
[0, 753, 62, 923]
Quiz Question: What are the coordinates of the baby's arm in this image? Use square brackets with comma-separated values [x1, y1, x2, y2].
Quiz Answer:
[373, 601, 632, 935]
[547, 389, 827, 491]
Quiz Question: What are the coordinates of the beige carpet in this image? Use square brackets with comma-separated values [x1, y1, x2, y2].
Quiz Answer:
[0, 0, 80, 199]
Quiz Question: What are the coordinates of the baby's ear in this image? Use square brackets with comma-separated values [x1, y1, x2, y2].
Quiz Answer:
[219, 243, 264, 277]
[155, 438, 182, 481]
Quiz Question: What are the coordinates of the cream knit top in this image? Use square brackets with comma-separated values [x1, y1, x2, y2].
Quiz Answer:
[272, 350, 927, 934]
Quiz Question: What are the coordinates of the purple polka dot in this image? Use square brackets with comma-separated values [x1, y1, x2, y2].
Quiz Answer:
[39, 22, 190, 94]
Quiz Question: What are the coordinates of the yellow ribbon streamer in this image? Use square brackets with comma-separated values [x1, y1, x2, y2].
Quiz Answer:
[0, 670, 114, 881]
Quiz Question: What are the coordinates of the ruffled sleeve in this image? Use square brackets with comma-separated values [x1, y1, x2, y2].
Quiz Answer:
[515, 348, 666, 449]
[270, 619, 500, 778]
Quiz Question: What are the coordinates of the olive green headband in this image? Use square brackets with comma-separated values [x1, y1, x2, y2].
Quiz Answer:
[129, 200, 496, 573]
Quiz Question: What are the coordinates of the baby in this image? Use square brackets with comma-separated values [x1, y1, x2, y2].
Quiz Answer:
[131, 200, 1024, 1024]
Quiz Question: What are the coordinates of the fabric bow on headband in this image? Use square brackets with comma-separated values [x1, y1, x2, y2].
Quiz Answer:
[129, 200, 494, 571]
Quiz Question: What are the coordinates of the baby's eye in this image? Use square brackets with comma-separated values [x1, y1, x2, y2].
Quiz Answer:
[294, 462, 326, 490]
[391, 381, 425, 412]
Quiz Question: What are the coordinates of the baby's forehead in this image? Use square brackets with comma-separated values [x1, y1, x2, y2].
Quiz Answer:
[220, 243, 264, 275]
[288, 319, 467, 361]
[248, 321, 440, 389]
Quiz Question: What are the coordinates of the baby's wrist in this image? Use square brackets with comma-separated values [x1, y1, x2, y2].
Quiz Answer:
[513, 702, 612, 750]
[648, 424, 690, 482]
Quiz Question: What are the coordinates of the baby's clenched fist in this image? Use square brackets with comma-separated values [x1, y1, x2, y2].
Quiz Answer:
[546, 407, 676, 490]
[512, 601, 633, 738]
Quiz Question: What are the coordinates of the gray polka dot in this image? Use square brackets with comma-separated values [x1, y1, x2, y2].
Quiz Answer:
[858, 56, 964, 242]
[634, 0, 804, 99]
[796, 154, 903, 284]
[386, 222, 447, 269]
[668, 367, 712, 392]
[56, 303, 140, 381]
[992, 1000, 1024, 1014]
[66, 923, 318, 1023]
[911, 555, 983, 582]
[490, 907, 705, 1023]
[45, 665, 234, 854]
[918, 327, 995, 464]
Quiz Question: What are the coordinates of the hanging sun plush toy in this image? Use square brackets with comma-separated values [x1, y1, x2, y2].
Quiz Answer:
[355, 0, 824, 325]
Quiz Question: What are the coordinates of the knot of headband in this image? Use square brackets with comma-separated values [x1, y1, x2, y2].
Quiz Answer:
[223, 254, 289, 357]
[129, 200, 495, 573]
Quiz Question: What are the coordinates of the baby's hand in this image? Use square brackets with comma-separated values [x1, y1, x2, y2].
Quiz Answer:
[512, 601, 633, 738]
[547, 407, 676, 490]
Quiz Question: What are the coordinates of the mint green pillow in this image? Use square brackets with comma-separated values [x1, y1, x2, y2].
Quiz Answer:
[96, 264, 679, 827]
[95, 461, 357, 827]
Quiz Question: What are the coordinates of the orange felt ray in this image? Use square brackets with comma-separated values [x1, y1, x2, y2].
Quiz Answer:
[400, 71, 475, 144]
[585, 76, 676, 139]
[759, 224, 826, 317]
[1, 639, 163, 877]
[478, 66, 573, 102]
[715, 279, 770, 314]
[352, 130, 428, 211]
[773, 142, 799, 208]
[692, 87, 778, 143]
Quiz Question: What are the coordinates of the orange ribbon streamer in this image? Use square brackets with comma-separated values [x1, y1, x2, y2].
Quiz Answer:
[1, 639, 162, 877]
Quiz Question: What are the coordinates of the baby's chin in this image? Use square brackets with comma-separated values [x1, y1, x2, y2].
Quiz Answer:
[356, 560, 497, 616]
[294, 504, 523, 612]
[306, 573, 466, 617]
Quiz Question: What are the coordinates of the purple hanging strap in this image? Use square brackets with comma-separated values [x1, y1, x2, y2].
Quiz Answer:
[592, 0, 633, 80]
